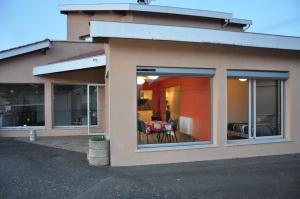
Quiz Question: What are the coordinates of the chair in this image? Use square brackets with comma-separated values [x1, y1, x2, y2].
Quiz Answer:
[160, 119, 178, 143]
[138, 120, 156, 144]
[138, 120, 147, 144]
[171, 119, 178, 142]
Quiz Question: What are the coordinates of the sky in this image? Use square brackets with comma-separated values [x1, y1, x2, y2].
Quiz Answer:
[0, 0, 300, 51]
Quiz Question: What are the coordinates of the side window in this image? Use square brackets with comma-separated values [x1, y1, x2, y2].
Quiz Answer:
[227, 70, 287, 142]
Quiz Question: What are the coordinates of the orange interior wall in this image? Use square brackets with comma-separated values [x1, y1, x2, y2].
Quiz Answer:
[140, 77, 211, 141]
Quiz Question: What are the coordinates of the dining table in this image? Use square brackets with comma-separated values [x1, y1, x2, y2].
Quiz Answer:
[145, 120, 174, 143]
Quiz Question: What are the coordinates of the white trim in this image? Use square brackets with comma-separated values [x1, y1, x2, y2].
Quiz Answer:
[281, 81, 284, 136]
[253, 80, 257, 139]
[248, 80, 252, 139]
[0, 126, 46, 131]
[90, 21, 300, 51]
[53, 126, 99, 129]
[0, 40, 51, 60]
[87, 84, 104, 136]
[87, 85, 90, 134]
[138, 141, 211, 148]
[33, 55, 106, 75]
[229, 18, 252, 26]
[59, 3, 237, 21]
[226, 138, 291, 146]
[88, 132, 105, 136]
[137, 143, 218, 152]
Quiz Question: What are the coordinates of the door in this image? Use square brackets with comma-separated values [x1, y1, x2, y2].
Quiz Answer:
[165, 86, 180, 121]
[87, 84, 103, 135]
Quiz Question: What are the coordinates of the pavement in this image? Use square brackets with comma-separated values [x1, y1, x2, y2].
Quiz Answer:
[0, 138, 299, 199]
[13, 135, 89, 153]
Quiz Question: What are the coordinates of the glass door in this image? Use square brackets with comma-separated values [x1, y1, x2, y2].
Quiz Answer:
[87, 84, 102, 135]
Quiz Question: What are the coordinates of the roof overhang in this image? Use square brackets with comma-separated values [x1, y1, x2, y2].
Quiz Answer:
[229, 18, 252, 26]
[90, 21, 300, 51]
[59, 3, 232, 19]
[33, 54, 106, 76]
[59, 3, 251, 26]
[0, 39, 51, 60]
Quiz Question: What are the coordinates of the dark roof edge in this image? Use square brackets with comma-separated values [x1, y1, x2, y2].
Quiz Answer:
[0, 39, 51, 60]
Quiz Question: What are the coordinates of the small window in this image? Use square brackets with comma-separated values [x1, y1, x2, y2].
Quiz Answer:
[0, 84, 45, 128]
[227, 70, 286, 142]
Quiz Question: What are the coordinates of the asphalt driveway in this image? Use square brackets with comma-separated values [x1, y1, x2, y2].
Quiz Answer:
[0, 139, 299, 199]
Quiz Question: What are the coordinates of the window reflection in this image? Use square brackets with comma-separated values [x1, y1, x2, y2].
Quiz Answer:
[0, 84, 45, 127]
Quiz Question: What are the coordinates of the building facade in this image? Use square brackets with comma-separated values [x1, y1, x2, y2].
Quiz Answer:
[0, 3, 300, 166]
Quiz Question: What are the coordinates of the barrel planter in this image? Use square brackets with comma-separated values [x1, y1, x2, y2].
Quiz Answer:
[87, 136, 110, 166]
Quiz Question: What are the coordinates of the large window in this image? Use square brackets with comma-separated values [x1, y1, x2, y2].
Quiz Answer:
[227, 70, 286, 142]
[0, 84, 45, 128]
[53, 84, 99, 127]
[137, 67, 214, 147]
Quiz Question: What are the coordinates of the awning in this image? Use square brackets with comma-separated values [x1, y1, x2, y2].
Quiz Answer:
[33, 54, 106, 75]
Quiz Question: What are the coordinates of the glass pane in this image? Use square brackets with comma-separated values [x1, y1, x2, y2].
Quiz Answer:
[53, 85, 87, 126]
[0, 84, 45, 127]
[227, 79, 249, 140]
[137, 75, 211, 145]
[256, 80, 281, 137]
[89, 86, 98, 126]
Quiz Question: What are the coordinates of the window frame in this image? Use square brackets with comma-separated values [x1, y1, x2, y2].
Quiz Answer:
[52, 83, 101, 128]
[0, 83, 45, 129]
[227, 70, 287, 143]
[252, 79, 285, 140]
[136, 66, 215, 149]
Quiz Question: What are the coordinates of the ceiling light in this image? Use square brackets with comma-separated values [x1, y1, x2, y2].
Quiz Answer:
[239, 78, 247, 82]
[147, 76, 159, 80]
[137, 76, 145, 85]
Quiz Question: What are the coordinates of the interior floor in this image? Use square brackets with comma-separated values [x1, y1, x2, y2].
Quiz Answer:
[138, 131, 200, 144]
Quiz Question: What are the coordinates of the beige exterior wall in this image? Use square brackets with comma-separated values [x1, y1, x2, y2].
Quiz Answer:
[67, 12, 243, 40]
[0, 41, 106, 137]
[107, 38, 300, 166]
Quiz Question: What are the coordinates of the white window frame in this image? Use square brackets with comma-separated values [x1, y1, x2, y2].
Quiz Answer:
[253, 79, 285, 140]
[52, 83, 102, 128]
[227, 70, 287, 143]
[137, 66, 215, 149]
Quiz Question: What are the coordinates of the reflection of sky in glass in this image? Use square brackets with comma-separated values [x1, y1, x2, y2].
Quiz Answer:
[0, 0, 299, 51]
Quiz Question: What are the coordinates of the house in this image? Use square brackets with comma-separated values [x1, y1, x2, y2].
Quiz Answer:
[0, 2, 300, 166]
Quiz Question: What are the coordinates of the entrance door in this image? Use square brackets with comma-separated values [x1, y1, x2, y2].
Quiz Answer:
[87, 84, 104, 135]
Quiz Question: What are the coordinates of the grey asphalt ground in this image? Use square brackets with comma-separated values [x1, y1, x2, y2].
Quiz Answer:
[0, 139, 299, 199]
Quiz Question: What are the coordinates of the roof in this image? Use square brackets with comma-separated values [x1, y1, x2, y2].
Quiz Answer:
[59, 3, 252, 26]
[90, 21, 300, 51]
[0, 39, 51, 60]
